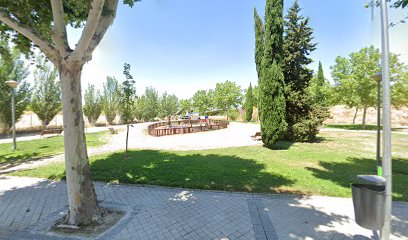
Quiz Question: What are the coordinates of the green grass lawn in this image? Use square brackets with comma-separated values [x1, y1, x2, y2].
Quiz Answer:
[11, 131, 408, 201]
[325, 124, 407, 131]
[0, 131, 110, 165]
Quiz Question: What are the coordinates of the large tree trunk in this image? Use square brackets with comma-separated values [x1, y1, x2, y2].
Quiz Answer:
[362, 106, 367, 128]
[60, 62, 102, 226]
[352, 107, 359, 124]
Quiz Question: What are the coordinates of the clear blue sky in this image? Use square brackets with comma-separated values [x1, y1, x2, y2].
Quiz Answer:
[67, 0, 408, 99]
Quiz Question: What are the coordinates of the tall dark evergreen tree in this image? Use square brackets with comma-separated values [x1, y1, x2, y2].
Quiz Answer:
[254, 8, 264, 81]
[312, 61, 329, 105]
[254, 8, 264, 117]
[245, 83, 254, 122]
[259, 0, 287, 147]
[282, 0, 327, 141]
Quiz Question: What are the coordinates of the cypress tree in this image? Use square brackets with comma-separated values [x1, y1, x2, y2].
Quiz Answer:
[254, 8, 264, 114]
[259, 0, 287, 147]
[254, 8, 264, 81]
[245, 83, 254, 122]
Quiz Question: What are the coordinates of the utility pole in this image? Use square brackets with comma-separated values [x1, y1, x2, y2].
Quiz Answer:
[379, 0, 392, 239]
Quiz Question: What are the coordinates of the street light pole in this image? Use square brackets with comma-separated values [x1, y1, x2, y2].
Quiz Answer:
[5, 80, 18, 151]
[379, 0, 392, 239]
[372, 73, 382, 177]
[11, 88, 16, 150]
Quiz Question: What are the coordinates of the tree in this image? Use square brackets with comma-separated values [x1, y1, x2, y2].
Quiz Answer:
[254, 8, 264, 81]
[281, 1, 328, 141]
[256, 0, 287, 148]
[102, 76, 120, 125]
[159, 92, 179, 118]
[0, 0, 140, 225]
[31, 55, 62, 128]
[308, 62, 331, 106]
[83, 83, 103, 125]
[213, 80, 242, 120]
[331, 46, 405, 126]
[392, 70, 408, 107]
[0, 40, 30, 130]
[192, 90, 213, 115]
[143, 87, 159, 121]
[134, 95, 146, 121]
[179, 99, 193, 115]
[245, 83, 254, 122]
[119, 63, 136, 124]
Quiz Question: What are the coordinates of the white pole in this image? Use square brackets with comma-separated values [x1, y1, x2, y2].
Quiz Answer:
[379, 0, 392, 239]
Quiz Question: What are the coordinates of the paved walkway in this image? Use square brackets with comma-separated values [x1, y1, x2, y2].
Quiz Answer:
[0, 176, 407, 240]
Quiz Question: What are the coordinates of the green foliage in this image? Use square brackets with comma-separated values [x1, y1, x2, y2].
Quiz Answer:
[282, 0, 327, 142]
[245, 83, 254, 122]
[0, 1, 140, 56]
[30, 55, 61, 128]
[0, 40, 30, 129]
[141, 87, 159, 121]
[257, 0, 287, 148]
[179, 99, 193, 115]
[83, 83, 103, 125]
[227, 110, 240, 121]
[260, 62, 287, 146]
[252, 84, 259, 108]
[213, 80, 242, 119]
[331, 46, 407, 120]
[119, 63, 136, 124]
[102, 76, 120, 125]
[134, 95, 146, 121]
[192, 90, 213, 115]
[254, 8, 264, 81]
[308, 62, 332, 106]
[159, 92, 179, 118]
[392, 71, 408, 107]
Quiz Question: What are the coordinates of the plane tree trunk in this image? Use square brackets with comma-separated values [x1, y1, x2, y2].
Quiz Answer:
[60, 61, 102, 225]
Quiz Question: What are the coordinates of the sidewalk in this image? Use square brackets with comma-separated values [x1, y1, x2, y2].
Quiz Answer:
[0, 176, 407, 240]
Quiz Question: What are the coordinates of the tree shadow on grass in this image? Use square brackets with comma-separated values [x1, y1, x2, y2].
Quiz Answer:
[269, 136, 329, 150]
[89, 150, 295, 193]
[0, 152, 61, 171]
[306, 157, 408, 201]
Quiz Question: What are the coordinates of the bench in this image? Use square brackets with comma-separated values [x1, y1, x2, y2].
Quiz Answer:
[108, 127, 118, 134]
[41, 129, 63, 135]
[251, 132, 262, 141]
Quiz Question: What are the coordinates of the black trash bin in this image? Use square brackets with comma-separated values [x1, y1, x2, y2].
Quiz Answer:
[351, 175, 386, 230]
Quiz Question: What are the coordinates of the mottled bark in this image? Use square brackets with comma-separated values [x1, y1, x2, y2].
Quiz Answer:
[60, 62, 102, 226]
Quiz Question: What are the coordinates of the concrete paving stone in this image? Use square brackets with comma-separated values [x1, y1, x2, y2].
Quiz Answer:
[0, 176, 407, 240]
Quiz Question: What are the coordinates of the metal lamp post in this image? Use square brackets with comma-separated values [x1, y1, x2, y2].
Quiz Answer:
[5, 80, 18, 150]
[379, 0, 392, 239]
[372, 73, 382, 177]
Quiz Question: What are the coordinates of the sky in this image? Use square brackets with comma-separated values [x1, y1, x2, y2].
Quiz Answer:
[63, 0, 408, 99]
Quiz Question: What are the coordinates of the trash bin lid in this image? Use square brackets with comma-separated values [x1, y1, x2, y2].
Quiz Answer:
[357, 175, 386, 186]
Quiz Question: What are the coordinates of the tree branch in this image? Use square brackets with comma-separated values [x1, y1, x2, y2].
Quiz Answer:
[71, 0, 105, 61]
[0, 10, 59, 64]
[51, 0, 70, 57]
[84, 0, 119, 61]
